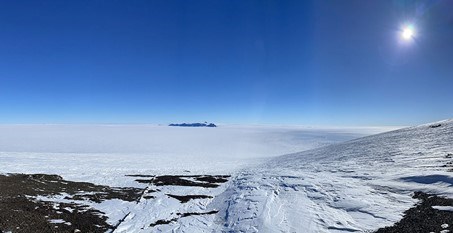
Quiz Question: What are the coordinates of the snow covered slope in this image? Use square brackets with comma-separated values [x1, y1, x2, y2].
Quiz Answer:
[216, 119, 453, 232]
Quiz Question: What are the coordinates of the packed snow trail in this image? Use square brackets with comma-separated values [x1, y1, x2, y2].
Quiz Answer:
[214, 119, 453, 232]
[111, 176, 231, 232]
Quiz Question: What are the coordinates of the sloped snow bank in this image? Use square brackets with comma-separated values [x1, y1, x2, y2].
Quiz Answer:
[217, 119, 453, 232]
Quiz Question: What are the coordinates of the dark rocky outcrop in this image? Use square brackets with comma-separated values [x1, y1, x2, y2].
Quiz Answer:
[169, 123, 217, 127]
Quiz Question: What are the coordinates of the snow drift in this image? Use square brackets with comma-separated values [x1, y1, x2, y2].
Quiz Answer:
[215, 119, 453, 232]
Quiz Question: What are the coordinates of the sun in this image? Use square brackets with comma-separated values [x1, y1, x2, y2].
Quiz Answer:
[401, 25, 415, 41]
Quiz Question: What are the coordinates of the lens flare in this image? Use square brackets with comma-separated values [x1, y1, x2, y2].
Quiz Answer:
[401, 25, 415, 41]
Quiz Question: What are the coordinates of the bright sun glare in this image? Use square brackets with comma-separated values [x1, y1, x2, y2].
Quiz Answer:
[401, 25, 415, 41]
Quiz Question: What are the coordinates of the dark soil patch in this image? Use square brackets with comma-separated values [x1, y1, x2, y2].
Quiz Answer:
[0, 174, 143, 201]
[167, 194, 213, 203]
[134, 175, 230, 188]
[177, 210, 218, 217]
[375, 191, 453, 233]
[126, 174, 155, 178]
[149, 210, 218, 227]
[0, 173, 143, 233]
[442, 161, 453, 168]
[149, 219, 174, 227]
[0, 197, 109, 233]
[194, 175, 229, 184]
[67, 187, 143, 203]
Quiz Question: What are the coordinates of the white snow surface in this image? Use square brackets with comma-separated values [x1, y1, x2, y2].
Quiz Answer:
[0, 124, 388, 186]
[3, 121, 452, 232]
[217, 119, 453, 232]
[0, 124, 388, 233]
[433, 206, 453, 212]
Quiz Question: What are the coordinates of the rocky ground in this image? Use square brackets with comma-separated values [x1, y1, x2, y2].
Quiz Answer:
[0, 173, 142, 233]
[0, 173, 230, 233]
[376, 191, 452, 233]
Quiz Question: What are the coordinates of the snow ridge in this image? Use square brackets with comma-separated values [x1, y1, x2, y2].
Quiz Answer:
[217, 119, 453, 232]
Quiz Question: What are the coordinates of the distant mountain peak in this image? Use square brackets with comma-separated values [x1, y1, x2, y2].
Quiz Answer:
[168, 122, 217, 127]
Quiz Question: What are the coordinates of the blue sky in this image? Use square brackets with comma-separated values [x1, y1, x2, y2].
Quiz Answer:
[0, 0, 452, 126]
